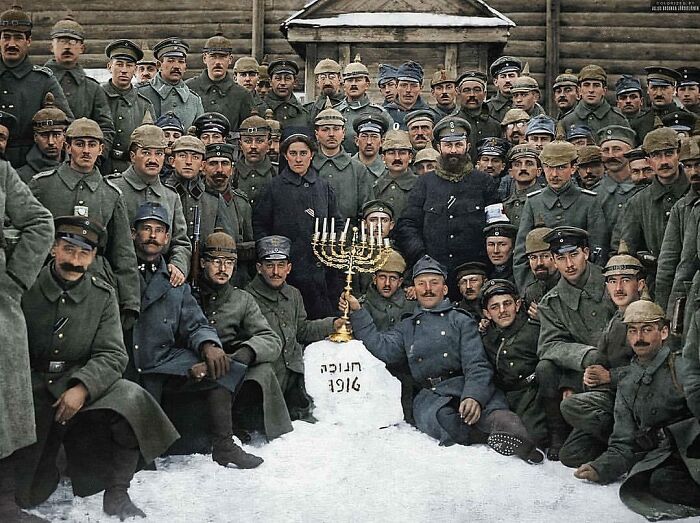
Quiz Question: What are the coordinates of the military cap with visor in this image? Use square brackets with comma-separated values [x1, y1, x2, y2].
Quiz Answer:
[314, 58, 341, 75]
[130, 124, 166, 149]
[597, 125, 636, 147]
[50, 16, 84, 41]
[615, 75, 642, 96]
[362, 199, 395, 220]
[0, 110, 18, 133]
[205, 142, 235, 160]
[233, 56, 259, 73]
[381, 130, 411, 151]
[133, 201, 170, 230]
[171, 135, 205, 155]
[153, 37, 189, 60]
[66, 117, 103, 141]
[353, 113, 390, 136]
[0, 4, 32, 33]
[137, 44, 156, 66]
[343, 55, 369, 79]
[405, 109, 435, 128]
[566, 125, 595, 143]
[662, 112, 697, 134]
[455, 261, 488, 280]
[204, 228, 237, 259]
[576, 145, 602, 166]
[54, 215, 105, 250]
[477, 137, 511, 159]
[315, 107, 346, 127]
[268, 59, 299, 76]
[396, 61, 424, 84]
[525, 226, 553, 255]
[203, 33, 233, 54]
[677, 66, 700, 87]
[483, 221, 518, 239]
[412, 255, 447, 279]
[433, 116, 471, 142]
[155, 112, 185, 134]
[480, 279, 518, 309]
[645, 66, 682, 87]
[526, 115, 556, 138]
[256, 235, 291, 261]
[578, 65, 607, 84]
[193, 112, 230, 137]
[501, 109, 530, 127]
[489, 56, 522, 78]
[510, 76, 539, 94]
[543, 226, 589, 254]
[603, 240, 643, 277]
[507, 143, 540, 163]
[539, 140, 577, 167]
[457, 70, 488, 88]
[105, 39, 143, 63]
[642, 127, 679, 154]
[624, 147, 647, 162]
[33, 93, 70, 133]
[239, 114, 271, 136]
[553, 70, 578, 89]
[378, 64, 398, 86]
[414, 147, 440, 164]
[430, 68, 457, 88]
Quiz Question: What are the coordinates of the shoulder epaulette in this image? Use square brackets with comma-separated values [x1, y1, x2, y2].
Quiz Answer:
[103, 177, 123, 195]
[90, 275, 116, 293]
[31, 169, 57, 181]
[527, 189, 544, 198]
[32, 65, 53, 76]
[104, 172, 123, 180]
[233, 188, 250, 202]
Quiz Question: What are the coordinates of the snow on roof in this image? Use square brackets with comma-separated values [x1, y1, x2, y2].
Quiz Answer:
[285, 12, 514, 28]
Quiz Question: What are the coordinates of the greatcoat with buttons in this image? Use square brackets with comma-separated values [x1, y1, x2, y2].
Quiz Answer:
[138, 73, 204, 129]
[236, 156, 277, 208]
[350, 299, 509, 445]
[372, 168, 418, 220]
[186, 71, 254, 131]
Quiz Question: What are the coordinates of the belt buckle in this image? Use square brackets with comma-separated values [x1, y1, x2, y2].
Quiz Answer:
[48, 361, 65, 373]
[427, 376, 442, 388]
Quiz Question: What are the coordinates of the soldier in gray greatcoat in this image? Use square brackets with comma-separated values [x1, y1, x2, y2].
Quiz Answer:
[0, 5, 74, 168]
[0, 139, 54, 521]
[236, 114, 277, 208]
[344, 255, 544, 463]
[486, 56, 522, 124]
[13, 216, 178, 520]
[138, 38, 204, 128]
[372, 129, 417, 220]
[576, 299, 700, 521]
[260, 60, 310, 131]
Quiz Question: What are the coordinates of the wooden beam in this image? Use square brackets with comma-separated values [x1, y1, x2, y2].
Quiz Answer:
[251, 0, 265, 61]
[304, 43, 318, 101]
[286, 27, 511, 44]
[545, 0, 560, 115]
[444, 44, 458, 78]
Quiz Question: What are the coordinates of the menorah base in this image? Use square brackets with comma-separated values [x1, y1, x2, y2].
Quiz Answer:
[328, 322, 353, 343]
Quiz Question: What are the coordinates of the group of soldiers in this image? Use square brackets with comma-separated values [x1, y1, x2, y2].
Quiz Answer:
[3, 2, 700, 521]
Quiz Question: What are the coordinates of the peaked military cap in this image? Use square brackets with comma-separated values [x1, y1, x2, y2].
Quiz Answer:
[489, 56, 522, 78]
[578, 65, 607, 83]
[405, 109, 435, 128]
[153, 37, 189, 60]
[105, 39, 143, 63]
[430, 68, 457, 88]
[414, 147, 440, 164]
[203, 33, 233, 54]
[204, 228, 237, 258]
[645, 66, 682, 87]
[32, 93, 69, 132]
[507, 143, 540, 163]
[205, 142, 235, 160]
[526, 115, 556, 137]
[55, 215, 105, 251]
[381, 129, 412, 151]
[155, 112, 185, 134]
[540, 140, 577, 167]
[662, 111, 697, 133]
[133, 201, 169, 230]
[457, 70, 488, 88]
[511, 76, 539, 93]
[193, 112, 230, 137]
[379, 249, 406, 275]
[0, 4, 32, 32]
[378, 63, 398, 86]
[396, 61, 423, 84]
[455, 261, 488, 280]
[477, 137, 511, 159]
[353, 113, 390, 136]
[343, 55, 369, 79]
[314, 58, 341, 75]
[480, 279, 519, 308]
[525, 226, 553, 254]
[553, 70, 578, 89]
[642, 126, 679, 154]
[615, 75, 642, 96]
[543, 226, 589, 254]
[577, 145, 602, 165]
[501, 109, 531, 127]
[483, 221, 518, 239]
[130, 124, 166, 149]
[434, 116, 471, 142]
[50, 15, 84, 41]
[256, 235, 291, 261]
[361, 199, 395, 220]
[413, 255, 447, 280]
[677, 66, 700, 87]
[238, 114, 271, 136]
[622, 297, 665, 324]
[679, 136, 700, 162]
[233, 56, 259, 73]
[315, 106, 345, 127]
[603, 240, 643, 277]
[137, 44, 157, 66]
[597, 125, 637, 147]
[566, 125, 595, 143]
[624, 147, 647, 162]
[66, 117, 102, 141]
[0, 110, 18, 132]
[268, 59, 299, 76]
[171, 135, 205, 155]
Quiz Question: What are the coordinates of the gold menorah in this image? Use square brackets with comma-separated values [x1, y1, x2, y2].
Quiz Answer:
[312, 217, 391, 342]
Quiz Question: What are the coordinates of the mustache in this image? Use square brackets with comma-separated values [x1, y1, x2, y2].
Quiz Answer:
[392, 160, 403, 165]
[557, 96, 568, 102]
[59, 262, 86, 273]
[421, 291, 436, 297]
[634, 341, 651, 348]
[143, 239, 162, 246]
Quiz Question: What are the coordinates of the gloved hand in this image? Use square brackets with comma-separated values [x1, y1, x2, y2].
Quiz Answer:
[201, 342, 230, 379]
[231, 346, 255, 366]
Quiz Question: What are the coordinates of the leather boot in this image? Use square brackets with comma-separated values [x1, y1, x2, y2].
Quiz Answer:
[208, 387, 263, 469]
[487, 432, 545, 465]
[0, 457, 49, 522]
[103, 419, 145, 520]
[543, 397, 571, 461]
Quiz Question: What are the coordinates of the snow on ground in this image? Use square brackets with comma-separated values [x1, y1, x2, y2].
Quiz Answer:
[25, 341, 690, 522]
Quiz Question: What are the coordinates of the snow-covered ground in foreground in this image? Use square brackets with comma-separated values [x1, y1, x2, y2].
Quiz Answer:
[25, 341, 692, 522]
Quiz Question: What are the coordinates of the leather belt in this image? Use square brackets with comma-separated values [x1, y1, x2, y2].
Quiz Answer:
[31, 360, 83, 373]
[425, 370, 462, 389]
